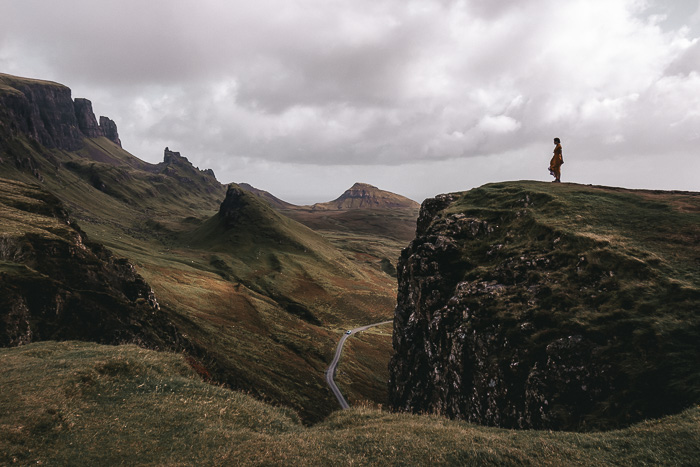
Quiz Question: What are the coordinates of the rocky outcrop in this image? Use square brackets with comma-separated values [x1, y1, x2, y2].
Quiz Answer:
[389, 182, 700, 431]
[158, 147, 220, 193]
[73, 98, 103, 137]
[0, 178, 187, 350]
[0, 73, 83, 151]
[163, 147, 189, 166]
[218, 184, 249, 227]
[74, 98, 122, 147]
[0, 73, 122, 152]
[99, 116, 122, 147]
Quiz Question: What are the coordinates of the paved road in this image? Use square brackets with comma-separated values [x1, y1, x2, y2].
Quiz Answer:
[325, 320, 393, 410]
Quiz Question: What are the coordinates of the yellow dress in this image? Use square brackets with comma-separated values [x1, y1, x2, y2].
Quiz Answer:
[549, 144, 563, 179]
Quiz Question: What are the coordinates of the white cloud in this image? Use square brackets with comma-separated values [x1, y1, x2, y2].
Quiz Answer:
[1, 0, 699, 200]
[476, 115, 521, 134]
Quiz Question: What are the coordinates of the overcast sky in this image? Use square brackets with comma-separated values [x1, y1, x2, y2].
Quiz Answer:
[2, 0, 699, 203]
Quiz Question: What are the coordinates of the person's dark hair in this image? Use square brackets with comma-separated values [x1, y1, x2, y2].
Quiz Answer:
[554, 137, 561, 144]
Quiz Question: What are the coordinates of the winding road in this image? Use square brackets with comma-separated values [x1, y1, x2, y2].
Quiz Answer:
[325, 320, 393, 410]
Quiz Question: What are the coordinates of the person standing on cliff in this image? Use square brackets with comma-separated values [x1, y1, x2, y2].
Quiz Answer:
[549, 137, 563, 183]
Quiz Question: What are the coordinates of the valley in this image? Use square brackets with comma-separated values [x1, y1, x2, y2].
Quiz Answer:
[1, 72, 699, 464]
[0, 73, 411, 422]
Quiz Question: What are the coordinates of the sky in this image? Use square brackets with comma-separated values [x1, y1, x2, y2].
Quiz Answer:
[2, 0, 699, 204]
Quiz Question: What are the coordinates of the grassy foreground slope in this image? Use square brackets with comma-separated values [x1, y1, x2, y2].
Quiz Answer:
[2, 341, 698, 466]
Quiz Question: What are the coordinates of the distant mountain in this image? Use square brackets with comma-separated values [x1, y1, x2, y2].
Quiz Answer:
[0, 74, 223, 209]
[0, 72, 121, 152]
[238, 182, 422, 270]
[238, 181, 420, 212]
[311, 182, 420, 211]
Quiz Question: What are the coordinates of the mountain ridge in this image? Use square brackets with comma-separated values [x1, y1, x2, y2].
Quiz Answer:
[238, 181, 420, 212]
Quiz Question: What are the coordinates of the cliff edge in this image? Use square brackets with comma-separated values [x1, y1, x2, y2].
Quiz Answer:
[0, 73, 121, 151]
[389, 181, 700, 431]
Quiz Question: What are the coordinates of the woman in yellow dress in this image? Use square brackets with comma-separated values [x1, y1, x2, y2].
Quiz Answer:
[549, 137, 563, 183]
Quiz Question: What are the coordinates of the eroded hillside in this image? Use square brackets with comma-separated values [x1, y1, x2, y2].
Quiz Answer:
[0, 178, 187, 350]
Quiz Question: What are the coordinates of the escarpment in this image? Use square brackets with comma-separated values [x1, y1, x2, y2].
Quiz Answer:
[388, 181, 700, 431]
[0, 73, 122, 151]
[0, 178, 188, 350]
[0, 74, 83, 151]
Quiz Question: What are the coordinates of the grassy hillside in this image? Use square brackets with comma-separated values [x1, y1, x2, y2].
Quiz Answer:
[239, 182, 420, 278]
[284, 207, 418, 275]
[2, 341, 698, 466]
[0, 178, 194, 351]
[0, 129, 397, 421]
[0, 74, 399, 420]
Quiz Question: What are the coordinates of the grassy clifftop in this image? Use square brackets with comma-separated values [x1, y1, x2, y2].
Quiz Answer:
[390, 181, 700, 430]
[2, 341, 698, 465]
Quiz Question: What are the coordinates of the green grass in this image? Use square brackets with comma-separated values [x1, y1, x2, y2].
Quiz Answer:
[284, 207, 419, 243]
[0, 73, 67, 90]
[2, 341, 698, 466]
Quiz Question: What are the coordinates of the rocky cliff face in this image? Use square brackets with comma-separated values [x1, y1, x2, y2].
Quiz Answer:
[389, 182, 700, 431]
[73, 97, 103, 138]
[158, 147, 220, 194]
[0, 178, 187, 350]
[0, 74, 83, 151]
[218, 184, 249, 227]
[99, 115, 122, 147]
[0, 73, 122, 151]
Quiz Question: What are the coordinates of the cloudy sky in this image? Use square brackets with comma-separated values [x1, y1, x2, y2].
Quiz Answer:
[2, 0, 699, 203]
